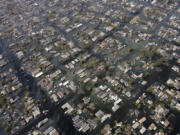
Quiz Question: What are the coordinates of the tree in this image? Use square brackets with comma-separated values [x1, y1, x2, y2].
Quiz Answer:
[74, 18, 79, 23]
[128, 47, 134, 52]
[2, 121, 11, 132]
[85, 85, 91, 92]
[153, 57, 169, 67]
[159, 129, 164, 133]
[4, 126, 11, 132]
[25, 85, 30, 90]
[89, 103, 96, 111]
[120, 124, 125, 130]
[140, 48, 160, 61]
[0, 95, 6, 107]
[144, 71, 150, 78]
[136, 103, 141, 109]
[114, 85, 119, 91]
[129, 79, 135, 87]
[167, 83, 174, 88]
[83, 108, 88, 113]
[147, 86, 154, 94]
[54, 75, 60, 80]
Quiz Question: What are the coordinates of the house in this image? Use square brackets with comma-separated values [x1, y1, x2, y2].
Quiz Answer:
[132, 73, 143, 79]
[35, 72, 43, 78]
[49, 70, 61, 78]
[99, 85, 107, 91]
[16, 51, 24, 59]
[69, 81, 76, 92]
[101, 114, 111, 123]
[139, 126, 146, 134]
[106, 26, 113, 32]
[174, 79, 180, 90]
[61, 103, 74, 114]
[114, 98, 122, 104]
[32, 107, 40, 118]
[112, 104, 119, 112]
[87, 119, 97, 130]
[132, 122, 139, 129]
[45, 46, 53, 52]
[148, 123, 157, 130]
[141, 81, 147, 85]
[139, 117, 147, 124]
[51, 94, 58, 102]
[63, 81, 69, 86]
[125, 91, 131, 98]
[49, 128, 59, 135]
[164, 120, 170, 127]
[72, 115, 90, 132]
[83, 77, 90, 83]
[31, 68, 42, 78]
[0, 54, 3, 60]
[83, 97, 90, 104]
[175, 103, 180, 111]
[24, 115, 33, 123]
[37, 118, 48, 128]
[79, 123, 90, 132]
[57, 89, 69, 99]
[95, 110, 104, 119]
[177, 58, 180, 64]
[32, 130, 40, 135]
[172, 66, 179, 72]
[0, 59, 7, 67]
[43, 126, 55, 135]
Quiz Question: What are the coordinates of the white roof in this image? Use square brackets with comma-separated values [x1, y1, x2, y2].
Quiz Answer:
[132, 122, 139, 129]
[140, 127, 146, 134]
[35, 72, 43, 78]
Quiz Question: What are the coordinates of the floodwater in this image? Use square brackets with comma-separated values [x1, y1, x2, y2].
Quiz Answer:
[0, 0, 180, 134]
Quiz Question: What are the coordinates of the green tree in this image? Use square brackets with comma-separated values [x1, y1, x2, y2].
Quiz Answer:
[89, 103, 96, 111]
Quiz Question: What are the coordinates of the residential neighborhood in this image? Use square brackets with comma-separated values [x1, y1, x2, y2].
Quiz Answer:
[0, 0, 180, 135]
